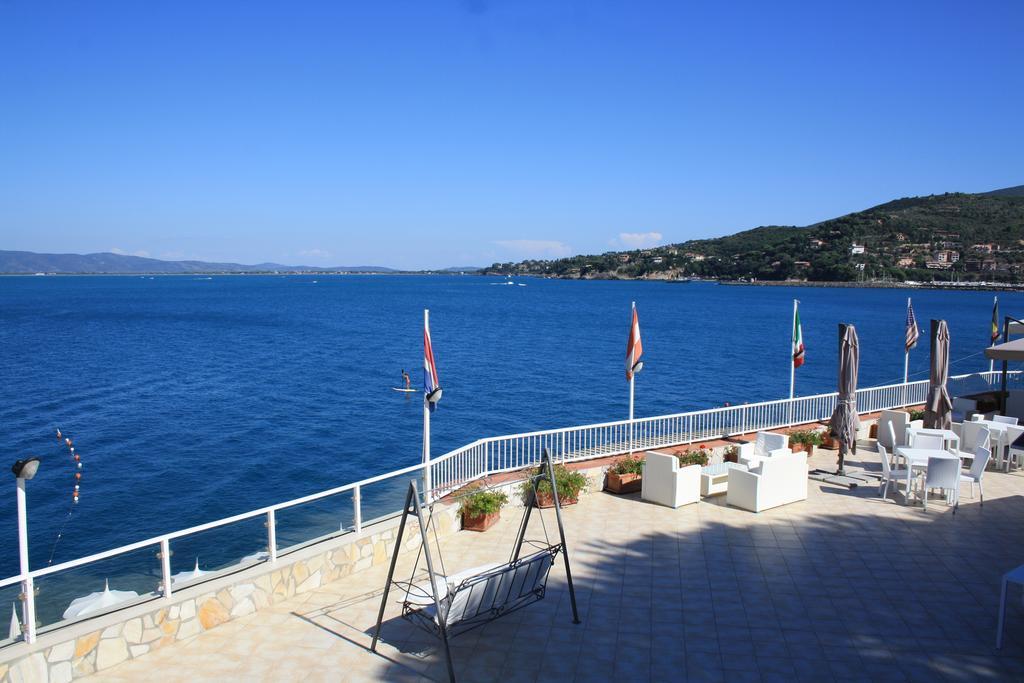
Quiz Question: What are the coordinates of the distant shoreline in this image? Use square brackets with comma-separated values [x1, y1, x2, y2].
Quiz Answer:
[0, 270, 475, 277]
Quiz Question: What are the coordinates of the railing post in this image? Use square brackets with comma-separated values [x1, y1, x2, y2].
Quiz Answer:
[354, 485, 362, 534]
[266, 510, 277, 563]
[160, 538, 173, 600]
[21, 575, 36, 644]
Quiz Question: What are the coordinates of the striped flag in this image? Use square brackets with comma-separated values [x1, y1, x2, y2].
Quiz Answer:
[625, 306, 643, 380]
[792, 304, 805, 368]
[423, 317, 441, 410]
[905, 300, 920, 353]
[992, 296, 1000, 344]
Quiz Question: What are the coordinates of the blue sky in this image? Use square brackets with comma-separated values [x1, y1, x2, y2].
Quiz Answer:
[1, 1, 1022, 270]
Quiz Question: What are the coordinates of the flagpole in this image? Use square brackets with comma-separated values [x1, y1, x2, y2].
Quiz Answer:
[903, 297, 911, 407]
[990, 295, 998, 374]
[422, 308, 432, 502]
[629, 301, 635, 456]
[788, 299, 797, 425]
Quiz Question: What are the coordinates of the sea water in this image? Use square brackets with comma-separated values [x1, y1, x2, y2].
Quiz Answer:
[0, 275, 1017, 623]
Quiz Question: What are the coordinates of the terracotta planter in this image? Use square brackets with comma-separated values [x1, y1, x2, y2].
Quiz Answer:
[605, 472, 642, 494]
[461, 510, 500, 532]
[791, 443, 815, 457]
[535, 491, 579, 508]
[820, 434, 836, 449]
[869, 423, 879, 439]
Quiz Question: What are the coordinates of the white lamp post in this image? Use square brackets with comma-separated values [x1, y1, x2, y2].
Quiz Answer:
[11, 457, 40, 644]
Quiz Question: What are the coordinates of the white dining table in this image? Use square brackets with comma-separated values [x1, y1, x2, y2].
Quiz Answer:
[893, 447, 961, 505]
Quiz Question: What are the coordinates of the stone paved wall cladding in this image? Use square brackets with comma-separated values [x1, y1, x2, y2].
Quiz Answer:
[0, 507, 460, 683]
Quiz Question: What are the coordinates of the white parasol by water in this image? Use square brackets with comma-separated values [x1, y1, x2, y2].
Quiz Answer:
[171, 559, 207, 585]
[8, 603, 20, 640]
[62, 580, 139, 620]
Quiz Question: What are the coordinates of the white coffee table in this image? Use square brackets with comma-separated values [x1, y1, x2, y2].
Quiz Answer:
[701, 462, 748, 496]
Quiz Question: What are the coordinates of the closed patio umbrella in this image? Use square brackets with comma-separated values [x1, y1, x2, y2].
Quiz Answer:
[62, 580, 139, 620]
[828, 323, 860, 475]
[925, 320, 952, 430]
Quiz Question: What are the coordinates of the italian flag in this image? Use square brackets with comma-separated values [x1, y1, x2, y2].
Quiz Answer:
[792, 305, 805, 368]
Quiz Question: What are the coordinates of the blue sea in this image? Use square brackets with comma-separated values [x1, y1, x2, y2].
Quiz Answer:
[0, 275, 1018, 625]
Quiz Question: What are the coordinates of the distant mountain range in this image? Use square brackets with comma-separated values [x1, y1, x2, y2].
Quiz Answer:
[485, 185, 1024, 283]
[0, 250, 406, 274]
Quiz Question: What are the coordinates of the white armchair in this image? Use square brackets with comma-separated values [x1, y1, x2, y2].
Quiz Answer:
[641, 452, 700, 509]
[951, 397, 978, 424]
[737, 432, 791, 469]
[726, 452, 808, 513]
[877, 409, 909, 450]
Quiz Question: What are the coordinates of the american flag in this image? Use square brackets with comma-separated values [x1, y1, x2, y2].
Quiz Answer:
[905, 300, 919, 353]
[625, 305, 643, 380]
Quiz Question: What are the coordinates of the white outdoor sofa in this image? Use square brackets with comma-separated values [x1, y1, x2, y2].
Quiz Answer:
[641, 451, 700, 508]
[737, 432, 791, 469]
[726, 452, 808, 512]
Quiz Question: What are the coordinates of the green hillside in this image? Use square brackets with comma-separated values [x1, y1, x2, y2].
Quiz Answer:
[484, 190, 1024, 282]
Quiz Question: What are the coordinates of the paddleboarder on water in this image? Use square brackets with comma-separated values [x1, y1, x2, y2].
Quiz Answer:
[401, 369, 411, 390]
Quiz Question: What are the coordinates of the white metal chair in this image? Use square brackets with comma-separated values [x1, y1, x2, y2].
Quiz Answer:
[921, 456, 961, 513]
[877, 444, 911, 501]
[993, 415, 1019, 425]
[959, 446, 991, 505]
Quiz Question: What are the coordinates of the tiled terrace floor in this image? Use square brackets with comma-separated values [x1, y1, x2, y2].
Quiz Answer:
[92, 445, 1024, 682]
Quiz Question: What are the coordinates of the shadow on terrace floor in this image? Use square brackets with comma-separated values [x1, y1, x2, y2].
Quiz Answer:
[297, 481, 1024, 683]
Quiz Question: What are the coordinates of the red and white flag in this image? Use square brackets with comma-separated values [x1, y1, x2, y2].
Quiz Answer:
[625, 306, 643, 380]
[792, 304, 805, 368]
[423, 316, 441, 410]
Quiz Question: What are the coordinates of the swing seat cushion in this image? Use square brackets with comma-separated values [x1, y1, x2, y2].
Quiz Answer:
[415, 549, 557, 632]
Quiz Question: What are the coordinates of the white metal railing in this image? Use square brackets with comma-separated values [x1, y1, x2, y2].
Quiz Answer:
[3, 369, 1017, 644]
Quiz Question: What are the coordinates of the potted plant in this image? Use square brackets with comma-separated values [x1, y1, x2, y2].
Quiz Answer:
[459, 488, 509, 532]
[788, 430, 822, 456]
[676, 445, 710, 468]
[522, 464, 588, 508]
[605, 456, 644, 494]
[819, 427, 836, 449]
[909, 409, 926, 422]
[723, 445, 739, 463]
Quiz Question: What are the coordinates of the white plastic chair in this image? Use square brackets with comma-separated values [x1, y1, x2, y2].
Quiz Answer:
[1000, 425, 1024, 471]
[998, 565, 1024, 648]
[993, 415, 1019, 425]
[877, 444, 911, 501]
[959, 446, 991, 506]
[912, 433, 944, 451]
[954, 423, 988, 463]
[922, 456, 960, 513]
[886, 423, 901, 469]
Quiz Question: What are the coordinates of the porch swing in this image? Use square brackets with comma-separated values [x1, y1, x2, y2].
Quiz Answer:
[370, 450, 580, 683]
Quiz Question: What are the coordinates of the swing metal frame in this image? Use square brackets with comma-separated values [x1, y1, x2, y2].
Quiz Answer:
[370, 450, 580, 683]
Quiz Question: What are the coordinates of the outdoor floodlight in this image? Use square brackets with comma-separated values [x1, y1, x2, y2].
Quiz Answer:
[632, 361, 644, 374]
[426, 387, 443, 404]
[11, 458, 41, 480]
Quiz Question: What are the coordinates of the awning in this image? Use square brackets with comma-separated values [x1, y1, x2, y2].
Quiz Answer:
[985, 337, 1024, 362]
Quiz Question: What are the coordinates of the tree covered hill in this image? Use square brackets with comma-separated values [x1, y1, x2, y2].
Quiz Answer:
[484, 190, 1024, 282]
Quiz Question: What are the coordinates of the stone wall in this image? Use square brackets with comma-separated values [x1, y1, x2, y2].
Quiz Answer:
[0, 505, 460, 683]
